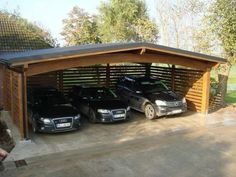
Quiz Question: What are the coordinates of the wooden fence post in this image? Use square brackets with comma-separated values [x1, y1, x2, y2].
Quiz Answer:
[171, 65, 175, 91]
[201, 68, 210, 114]
[106, 64, 110, 87]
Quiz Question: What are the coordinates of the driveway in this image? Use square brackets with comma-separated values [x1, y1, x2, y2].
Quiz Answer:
[3, 106, 236, 162]
[1, 115, 236, 177]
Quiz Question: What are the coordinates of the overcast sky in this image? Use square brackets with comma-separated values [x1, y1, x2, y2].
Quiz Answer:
[0, 0, 156, 45]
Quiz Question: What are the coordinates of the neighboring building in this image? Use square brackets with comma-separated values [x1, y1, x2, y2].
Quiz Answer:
[0, 12, 52, 53]
[0, 11, 53, 108]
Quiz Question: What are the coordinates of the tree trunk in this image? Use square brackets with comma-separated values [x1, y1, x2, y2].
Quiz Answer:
[217, 62, 231, 106]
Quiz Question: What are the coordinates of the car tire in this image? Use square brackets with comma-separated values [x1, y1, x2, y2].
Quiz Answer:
[89, 109, 97, 123]
[144, 104, 156, 120]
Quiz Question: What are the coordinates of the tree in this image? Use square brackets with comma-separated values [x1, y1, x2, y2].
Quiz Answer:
[206, 0, 236, 104]
[97, 0, 158, 43]
[61, 6, 100, 46]
[156, 0, 206, 50]
[9, 11, 58, 47]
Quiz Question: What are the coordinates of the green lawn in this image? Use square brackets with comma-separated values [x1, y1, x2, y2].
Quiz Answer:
[225, 91, 236, 105]
[226, 65, 236, 105]
[228, 65, 236, 83]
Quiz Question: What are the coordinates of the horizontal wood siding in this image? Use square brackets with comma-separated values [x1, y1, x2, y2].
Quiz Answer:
[0, 64, 4, 108]
[27, 71, 58, 88]
[3, 69, 24, 136]
[151, 66, 204, 112]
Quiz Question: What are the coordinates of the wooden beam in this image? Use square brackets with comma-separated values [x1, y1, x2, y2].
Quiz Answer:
[58, 71, 64, 92]
[140, 48, 146, 55]
[106, 64, 110, 87]
[21, 70, 28, 138]
[26, 53, 212, 76]
[201, 68, 210, 113]
[171, 65, 175, 90]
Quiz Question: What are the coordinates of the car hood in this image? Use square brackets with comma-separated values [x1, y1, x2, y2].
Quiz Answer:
[89, 99, 127, 110]
[145, 90, 182, 102]
[38, 104, 79, 118]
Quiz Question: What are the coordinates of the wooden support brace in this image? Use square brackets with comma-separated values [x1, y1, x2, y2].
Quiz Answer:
[201, 68, 210, 114]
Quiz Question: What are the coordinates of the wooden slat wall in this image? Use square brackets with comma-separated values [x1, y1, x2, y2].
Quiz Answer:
[151, 66, 204, 112]
[109, 65, 146, 88]
[61, 65, 146, 94]
[3, 69, 24, 136]
[27, 65, 204, 112]
[27, 71, 58, 88]
[150, 66, 172, 88]
[62, 66, 107, 94]
[174, 68, 204, 112]
[11, 71, 24, 136]
[0, 64, 4, 108]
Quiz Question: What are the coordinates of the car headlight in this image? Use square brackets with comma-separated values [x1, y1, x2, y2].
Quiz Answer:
[74, 114, 81, 120]
[97, 109, 110, 114]
[155, 100, 167, 106]
[40, 118, 51, 124]
[182, 97, 187, 104]
[126, 106, 131, 111]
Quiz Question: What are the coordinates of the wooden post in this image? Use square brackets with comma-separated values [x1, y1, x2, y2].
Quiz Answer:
[145, 63, 151, 77]
[201, 68, 210, 114]
[171, 65, 175, 91]
[22, 69, 29, 138]
[58, 71, 64, 92]
[106, 64, 110, 87]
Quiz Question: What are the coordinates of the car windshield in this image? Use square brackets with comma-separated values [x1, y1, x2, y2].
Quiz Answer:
[34, 90, 67, 105]
[86, 88, 118, 100]
[137, 80, 169, 93]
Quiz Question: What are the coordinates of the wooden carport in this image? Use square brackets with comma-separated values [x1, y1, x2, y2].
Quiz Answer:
[0, 43, 226, 138]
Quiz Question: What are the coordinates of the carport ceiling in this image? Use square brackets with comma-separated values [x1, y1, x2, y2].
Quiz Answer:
[0, 42, 226, 76]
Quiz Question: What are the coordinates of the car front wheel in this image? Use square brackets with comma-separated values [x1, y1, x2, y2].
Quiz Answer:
[144, 104, 156, 120]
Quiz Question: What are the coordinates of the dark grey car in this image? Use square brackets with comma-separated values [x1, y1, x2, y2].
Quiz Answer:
[116, 76, 187, 119]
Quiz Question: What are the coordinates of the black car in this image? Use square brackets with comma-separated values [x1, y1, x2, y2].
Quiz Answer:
[69, 85, 130, 123]
[117, 76, 187, 119]
[27, 87, 81, 133]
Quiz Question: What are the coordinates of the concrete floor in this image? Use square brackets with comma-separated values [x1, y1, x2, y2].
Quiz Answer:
[1, 106, 236, 176]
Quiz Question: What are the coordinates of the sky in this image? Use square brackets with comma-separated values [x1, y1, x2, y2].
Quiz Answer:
[0, 0, 156, 45]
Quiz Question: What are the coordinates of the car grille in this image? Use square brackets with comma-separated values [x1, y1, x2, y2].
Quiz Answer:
[166, 101, 183, 107]
[53, 117, 73, 129]
[111, 109, 126, 120]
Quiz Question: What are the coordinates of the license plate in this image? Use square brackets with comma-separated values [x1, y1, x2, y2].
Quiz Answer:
[56, 123, 71, 128]
[172, 110, 182, 114]
[113, 114, 125, 118]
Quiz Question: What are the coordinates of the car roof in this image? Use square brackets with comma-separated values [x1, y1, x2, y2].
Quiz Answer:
[124, 76, 161, 82]
[73, 85, 107, 89]
[31, 86, 58, 92]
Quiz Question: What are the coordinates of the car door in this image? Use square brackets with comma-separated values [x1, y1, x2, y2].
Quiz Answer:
[128, 82, 144, 111]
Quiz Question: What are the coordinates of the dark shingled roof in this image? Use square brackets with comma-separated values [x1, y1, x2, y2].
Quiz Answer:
[0, 42, 226, 66]
[0, 12, 52, 53]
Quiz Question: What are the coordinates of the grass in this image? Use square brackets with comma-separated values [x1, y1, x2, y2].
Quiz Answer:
[225, 65, 236, 105]
[228, 65, 236, 84]
[225, 91, 236, 105]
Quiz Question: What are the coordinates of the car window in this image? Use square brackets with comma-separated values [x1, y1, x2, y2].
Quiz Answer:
[34, 90, 67, 105]
[86, 88, 118, 100]
[137, 80, 169, 92]
[124, 79, 135, 90]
